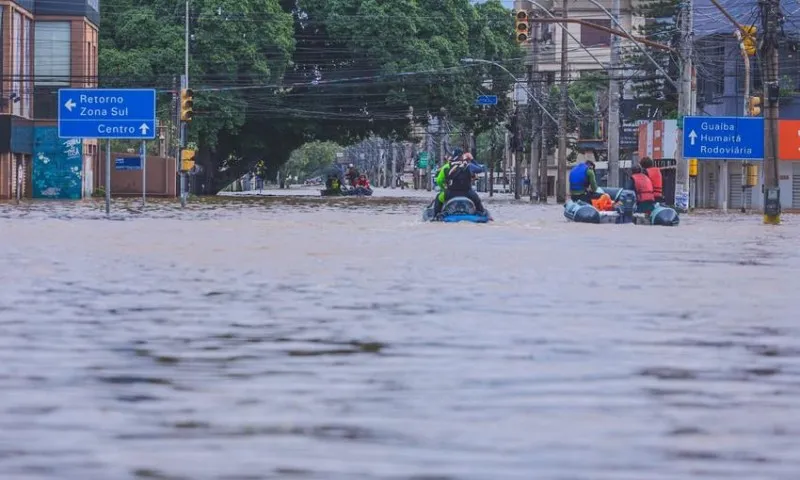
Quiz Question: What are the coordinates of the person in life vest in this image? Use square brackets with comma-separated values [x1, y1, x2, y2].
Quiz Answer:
[626, 164, 656, 214]
[432, 149, 486, 216]
[639, 157, 664, 203]
[345, 164, 359, 187]
[569, 160, 598, 203]
[355, 174, 370, 189]
[431, 150, 458, 215]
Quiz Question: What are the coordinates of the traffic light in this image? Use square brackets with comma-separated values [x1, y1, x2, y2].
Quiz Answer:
[514, 10, 530, 44]
[181, 149, 196, 171]
[741, 26, 757, 56]
[180, 88, 194, 122]
[748, 95, 761, 116]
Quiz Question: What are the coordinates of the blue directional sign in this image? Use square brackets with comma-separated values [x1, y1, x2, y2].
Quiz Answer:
[476, 95, 498, 106]
[58, 88, 156, 139]
[115, 156, 142, 171]
[682, 116, 764, 160]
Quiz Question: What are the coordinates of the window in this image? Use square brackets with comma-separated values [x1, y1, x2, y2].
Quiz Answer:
[581, 19, 612, 48]
[12, 12, 21, 116]
[35, 22, 71, 85]
[23, 17, 31, 118]
[34, 22, 71, 119]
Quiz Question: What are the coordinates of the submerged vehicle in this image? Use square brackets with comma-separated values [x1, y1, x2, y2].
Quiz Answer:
[564, 187, 679, 226]
[422, 196, 492, 223]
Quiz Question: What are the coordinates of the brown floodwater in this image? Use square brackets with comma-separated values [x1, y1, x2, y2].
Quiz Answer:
[0, 190, 798, 479]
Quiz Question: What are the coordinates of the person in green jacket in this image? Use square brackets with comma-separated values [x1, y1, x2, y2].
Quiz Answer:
[431, 152, 455, 215]
[568, 160, 598, 202]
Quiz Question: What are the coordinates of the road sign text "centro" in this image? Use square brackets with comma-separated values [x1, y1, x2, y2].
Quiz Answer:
[682, 116, 764, 161]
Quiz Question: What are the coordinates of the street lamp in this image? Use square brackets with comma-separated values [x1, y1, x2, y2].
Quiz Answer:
[460, 57, 557, 124]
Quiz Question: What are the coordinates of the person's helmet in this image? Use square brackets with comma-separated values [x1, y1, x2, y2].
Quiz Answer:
[348, 163, 354, 168]
[451, 148, 463, 158]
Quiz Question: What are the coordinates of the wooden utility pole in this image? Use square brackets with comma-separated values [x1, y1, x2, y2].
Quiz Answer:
[761, 0, 781, 223]
[557, 0, 569, 202]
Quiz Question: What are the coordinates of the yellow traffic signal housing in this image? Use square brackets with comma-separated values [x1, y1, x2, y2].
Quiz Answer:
[689, 159, 698, 177]
[181, 149, 196, 171]
[180, 88, 194, 122]
[741, 26, 757, 56]
[514, 10, 530, 43]
[748, 95, 761, 116]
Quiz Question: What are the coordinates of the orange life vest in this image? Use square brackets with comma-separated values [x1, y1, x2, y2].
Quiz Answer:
[591, 193, 614, 211]
[646, 167, 663, 198]
[631, 173, 655, 202]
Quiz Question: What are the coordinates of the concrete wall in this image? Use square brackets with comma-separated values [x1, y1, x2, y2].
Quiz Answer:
[94, 152, 176, 197]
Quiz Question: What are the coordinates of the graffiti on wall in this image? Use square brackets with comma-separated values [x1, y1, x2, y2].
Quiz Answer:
[33, 126, 83, 199]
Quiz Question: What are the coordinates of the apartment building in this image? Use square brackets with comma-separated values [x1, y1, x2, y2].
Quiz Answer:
[0, 0, 99, 199]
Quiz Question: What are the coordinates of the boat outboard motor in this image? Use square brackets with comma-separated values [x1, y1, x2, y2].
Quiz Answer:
[616, 189, 636, 224]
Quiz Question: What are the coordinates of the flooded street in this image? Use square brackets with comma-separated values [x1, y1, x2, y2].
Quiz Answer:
[1, 190, 799, 479]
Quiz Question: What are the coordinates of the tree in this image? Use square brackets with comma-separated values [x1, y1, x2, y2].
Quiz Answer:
[99, 0, 519, 193]
[625, 0, 681, 120]
[284, 141, 344, 180]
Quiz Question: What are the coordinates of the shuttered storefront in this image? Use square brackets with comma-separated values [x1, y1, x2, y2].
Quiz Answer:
[793, 163, 800, 208]
[729, 172, 743, 210]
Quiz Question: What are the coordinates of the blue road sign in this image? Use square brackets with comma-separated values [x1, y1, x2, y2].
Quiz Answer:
[476, 95, 498, 106]
[58, 88, 156, 139]
[682, 116, 764, 160]
[115, 156, 142, 171]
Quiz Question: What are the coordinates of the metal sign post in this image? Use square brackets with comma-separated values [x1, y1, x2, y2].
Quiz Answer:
[141, 141, 147, 206]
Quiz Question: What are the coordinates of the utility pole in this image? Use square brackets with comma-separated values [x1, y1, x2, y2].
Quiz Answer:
[178, 0, 190, 207]
[761, 0, 781, 224]
[607, 0, 621, 187]
[736, 27, 751, 213]
[529, 17, 541, 202]
[514, 103, 523, 200]
[674, 0, 694, 211]
[391, 142, 397, 189]
[539, 75, 552, 202]
[490, 128, 496, 197]
[557, 0, 569, 202]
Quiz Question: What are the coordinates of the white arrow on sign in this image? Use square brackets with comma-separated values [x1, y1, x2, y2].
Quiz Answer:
[688, 130, 697, 145]
[139, 123, 150, 135]
[64, 99, 76, 112]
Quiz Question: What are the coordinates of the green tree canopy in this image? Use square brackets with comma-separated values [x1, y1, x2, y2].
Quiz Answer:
[99, 0, 520, 192]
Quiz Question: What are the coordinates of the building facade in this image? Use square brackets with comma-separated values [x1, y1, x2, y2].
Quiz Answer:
[695, 34, 800, 211]
[0, 0, 98, 199]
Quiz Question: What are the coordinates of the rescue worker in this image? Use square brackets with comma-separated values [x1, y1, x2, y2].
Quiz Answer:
[640, 157, 664, 203]
[433, 151, 486, 216]
[345, 163, 359, 187]
[627, 164, 656, 214]
[430, 151, 459, 215]
[569, 160, 598, 203]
